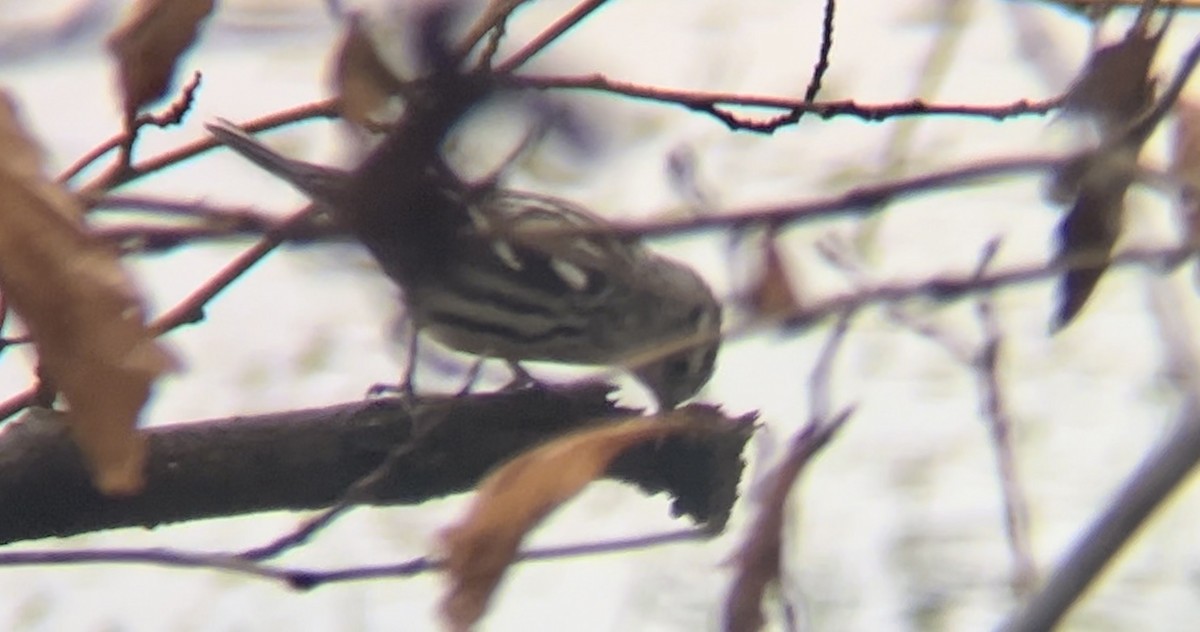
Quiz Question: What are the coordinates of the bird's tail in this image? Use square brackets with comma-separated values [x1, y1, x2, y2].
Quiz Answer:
[205, 117, 469, 289]
[205, 119, 349, 205]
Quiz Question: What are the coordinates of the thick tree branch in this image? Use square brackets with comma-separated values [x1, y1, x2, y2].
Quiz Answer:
[0, 383, 753, 546]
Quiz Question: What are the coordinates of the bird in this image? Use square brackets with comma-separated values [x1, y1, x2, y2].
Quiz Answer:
[205, 119, 721, 408]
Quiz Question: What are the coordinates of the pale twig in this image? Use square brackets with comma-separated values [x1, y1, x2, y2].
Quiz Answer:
[968, 239, 1036, 594]
[75, 98, 339, 196]
[0, 527, 707, 590]
[1001, 271, 1200, 630]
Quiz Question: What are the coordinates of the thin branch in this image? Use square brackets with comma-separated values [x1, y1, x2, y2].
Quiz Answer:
[969, 239, 1037, 594]
[803, 0, 837, 103]
[236, 416, 432, 561]
[723, 408, 854, 632]
[455, 0, 526, 64]
[59, 71, 203, 184]
[147, 205, 320, 336]
[0, 527, 708, 590]
[97, 224, 336, 254]
[807, 312, 852, 424]
[92, 194, 275, 222]
[0, 547, 295, 583]
[584, 229, 1200, 426]
[507, 73, 1062, 131]
[999, 395, 1200, 631]
[879, 0, 973, 169]
[493, 0, 611, 73]
[0, 204, 319, 423]
[75, 98, 339, 196]
[1002, 263, 1200, 630]
[1051, 0, 1200, 9]
[791, 240, 1200, 328]
[819, 233, 1035, 591]
[521, 154, 1064, 241]
[2, 99, 349, 422]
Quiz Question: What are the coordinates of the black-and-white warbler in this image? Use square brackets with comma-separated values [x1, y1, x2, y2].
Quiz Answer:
[205, 120, 721, 408]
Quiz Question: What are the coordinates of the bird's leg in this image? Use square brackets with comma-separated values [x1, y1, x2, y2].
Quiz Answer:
[503, 360, 539, 391]
[455, 356, 488, 397]
[367, 319, 420, 399]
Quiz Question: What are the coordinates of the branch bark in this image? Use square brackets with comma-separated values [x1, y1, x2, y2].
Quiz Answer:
[0, 383, 753, 545]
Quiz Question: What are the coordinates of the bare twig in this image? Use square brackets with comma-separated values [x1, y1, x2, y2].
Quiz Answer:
[521, 154, 1065, 242]
[818, 234, 1036, 591]
[75, 98, 339, 196]
[968, 239, 1036, 594]
[0, 527, 708, 590]
[1049, 0, 1200, 10]
[816, 232, 975, 361]
[724, 408, 854, 632]
[237, 410, 436, 561]
[493, 0, 611, 73]
[0, 204, 319, 422]
[60, 72, 203, 184]
[808, 312, 853, 424]
[879, 0, 973, 170]
[803, 0, 837, 103]
[93, 194, 271, 220]
[1000, 266, 1200, 630]
[1000, 392, 1200, 631]
[509, 73, 1062, 131]
[148, 207, 321, 337]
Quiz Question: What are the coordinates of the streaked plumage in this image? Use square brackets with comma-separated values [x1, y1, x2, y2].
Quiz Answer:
[206, 120, 720, 407]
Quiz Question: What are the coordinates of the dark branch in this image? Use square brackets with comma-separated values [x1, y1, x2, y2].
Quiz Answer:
[0, 383, 753, 545]
[803, 0, 837, 103]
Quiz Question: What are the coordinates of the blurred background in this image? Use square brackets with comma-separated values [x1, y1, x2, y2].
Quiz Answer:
[1, 0, 1200, 629]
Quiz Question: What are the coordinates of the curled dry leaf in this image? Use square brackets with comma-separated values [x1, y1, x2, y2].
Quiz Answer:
[107, 0, 215, 122]
[330, 14, 407, 130]
[0, 93, 176, 495]
[439, 412, 695, 631]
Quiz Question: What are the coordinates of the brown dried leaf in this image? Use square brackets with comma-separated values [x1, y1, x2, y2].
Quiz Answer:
[439, 413, 692, 631]
[0, 93, 176, 495]
[107, 0, 215, 122]
[747, 238, 801, 320]
[330, 14, 406, 130]
[724, 416, 848, 632]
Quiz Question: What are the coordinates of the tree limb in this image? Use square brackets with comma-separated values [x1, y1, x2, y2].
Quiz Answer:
[0, 383, 754, 545]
